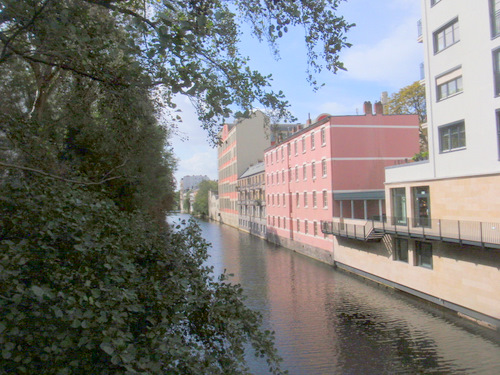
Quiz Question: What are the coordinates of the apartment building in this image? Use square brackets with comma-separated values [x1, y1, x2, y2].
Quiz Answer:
[217, 110, 296, 227]
[324, 0, 500, 329]
[266, 103, 419, 263]
[237, 162, 267, 238]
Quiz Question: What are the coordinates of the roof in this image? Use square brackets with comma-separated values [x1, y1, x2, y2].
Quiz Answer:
[239, 161, 265, 179]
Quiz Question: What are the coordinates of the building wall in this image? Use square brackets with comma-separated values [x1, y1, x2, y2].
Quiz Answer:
[265, 108, 419, 253]
[331, 229, 500, 328]
[218, 111, 271, 228]
[420, 0, 500, 179]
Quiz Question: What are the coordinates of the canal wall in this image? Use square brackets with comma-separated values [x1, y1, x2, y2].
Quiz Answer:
[332, 235, 500, 330]
[266, 232, 335, 265]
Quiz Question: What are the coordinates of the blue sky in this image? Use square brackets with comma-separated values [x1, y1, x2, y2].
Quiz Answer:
[171, 0, 422, 188]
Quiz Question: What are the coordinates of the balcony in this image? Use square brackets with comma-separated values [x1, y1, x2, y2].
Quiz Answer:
[417, 19, 423, 43]
[322, 217, 500, 249]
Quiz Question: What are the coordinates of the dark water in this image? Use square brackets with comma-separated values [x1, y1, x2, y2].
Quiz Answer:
[169, 214, 500, 374]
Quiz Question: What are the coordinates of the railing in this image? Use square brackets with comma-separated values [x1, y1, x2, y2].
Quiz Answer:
[417, 19, 423, 40]
[374, 216, 500, 249]
[321, 219, 383, 242]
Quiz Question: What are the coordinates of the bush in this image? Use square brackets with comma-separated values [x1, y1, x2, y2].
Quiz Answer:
[0, 179, 283, 374]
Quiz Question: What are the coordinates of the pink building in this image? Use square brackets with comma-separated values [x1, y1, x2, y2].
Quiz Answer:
[264, 102, 419, 262]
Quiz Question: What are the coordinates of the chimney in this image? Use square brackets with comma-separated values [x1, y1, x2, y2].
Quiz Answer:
[374, 101, 384, 115]
[363, 101, 372, 115]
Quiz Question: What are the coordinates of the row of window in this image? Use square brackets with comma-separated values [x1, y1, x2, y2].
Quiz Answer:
[266, 127, 327, 166]
[267, 191, 329, 209]
[394, 238, 433, 269]
[266, 160, 328, 185]
[268, 217, 323, 236]
[239, 220, 267, 234]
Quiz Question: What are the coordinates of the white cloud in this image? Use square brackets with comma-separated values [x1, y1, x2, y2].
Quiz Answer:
[339, 16, 422, 89]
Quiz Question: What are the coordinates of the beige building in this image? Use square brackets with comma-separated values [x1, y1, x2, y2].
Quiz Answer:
[237, 162, 266, 238]
[323, 0, 500, 329]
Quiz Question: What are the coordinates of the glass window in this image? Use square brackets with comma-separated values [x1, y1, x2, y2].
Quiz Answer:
[311, 132, 315, 149]
[321, 127, 326, 145]
[294, 140, 298, 155]
[491, 0, 500, 37]
[295, 166, 299, 181]
[303, 164, 307, 180]
[314, 222, 318, 236]
[436, 68, 463, 101]
[323, 191, 327, 208]
[434, 18, 459, 53]
[304, 220, 308, 234]
[296, 219, 300, 232]
[412, 186, 431, 227]
[494, 48, 500, 96]
[394, 238, 409, 262]
[304, 192, 308, 207]
[313, 191, 317, 207]
[416, 241, 433, 269]
[302, 136, 306, 153]
[439, 121, 465, 152]
[322, 159, 327, 177]
[311, 162, 316, 179]
[283, 193, 286, 207]
[391, 188, 407, 225]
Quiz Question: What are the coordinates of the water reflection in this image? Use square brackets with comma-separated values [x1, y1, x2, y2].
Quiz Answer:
[168, 215, 500, 374]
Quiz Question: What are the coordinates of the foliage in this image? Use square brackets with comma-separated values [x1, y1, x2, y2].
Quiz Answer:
[0, 0, 353, 372]
[183, 191, 192, 213]
[0, 179, 284, 374]
[193, 180, 218, 217]
[0, 0, 353, 139]
[386, 81, 427, 153]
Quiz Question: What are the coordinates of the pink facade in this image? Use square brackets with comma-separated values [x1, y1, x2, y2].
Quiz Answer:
[265, 102, 419, 252]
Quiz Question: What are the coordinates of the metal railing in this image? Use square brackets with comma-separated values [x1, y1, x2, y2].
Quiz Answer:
[374, 216, 500, 249]
[321, 220, 382, 242]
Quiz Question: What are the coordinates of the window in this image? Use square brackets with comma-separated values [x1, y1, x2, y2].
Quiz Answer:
[321, 127, 326, 145]
[303, 164, 307, 180]
[322, 159, 327, 177]
[436, 68, 463, 101]
[277, 194, 280, 206]
[311, 132, 315, 149]
[288, 144, 291, 156]
[289, 168, 292, 182]
[439, 121, 465, 152]
[431, 0, 441, 6]
[323, 191, 328, 208]
[282, 170, 285, 183]
[281, 147, 284, 161]
[304, 220, 308, 234]
[412, 186, 431, 227]
[496, 110, 500, 159]
[284, 217, 286, 229]
[494, 48, 500, 95]
[304, 192, 308, 207]
[394, 238, 409, 262]
[491, 0, 500, 37]
[296, 192, 299, 207]
[295, 166, 299, 181]
[416, 241, 433, 269]
[314, 222, 318, 236]
[278, 217, 280, 228]
[271, 152, 273, 164]
[313, 191, 317, 208]
[302, 136, 306, 153]
[294, 140, 298, 155]
[296, 219, 300, 232]
[272, 195, 274, 205]
[283, 193, 286, 207]
[434, 18, 459, 53]
[311, 162, 316, 179]
[391, 188, 407, 225]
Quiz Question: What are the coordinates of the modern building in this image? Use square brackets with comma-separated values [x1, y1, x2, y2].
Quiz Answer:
[179, 175, 209, 191]
[323, 0, 500, 329]
[217, 110, 298, 228]
[237, 162, 267, 238]
[265, 103, 419, 263]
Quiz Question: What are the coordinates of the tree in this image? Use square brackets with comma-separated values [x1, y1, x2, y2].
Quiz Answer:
[0, 0, 353, 373]
[183, 191, 192, 213]
[385, 81, 428, 155]
[193, 180, 218, 217]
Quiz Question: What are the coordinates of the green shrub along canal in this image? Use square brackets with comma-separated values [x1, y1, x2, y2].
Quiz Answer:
[170, 214, 500, 374]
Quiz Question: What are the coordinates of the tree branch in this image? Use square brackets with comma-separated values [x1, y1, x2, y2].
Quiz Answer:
[85, 0, 158, 29]
[0, 161, 124, 185]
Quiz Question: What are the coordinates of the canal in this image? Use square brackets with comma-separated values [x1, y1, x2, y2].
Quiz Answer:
[170, 214, 500, 374]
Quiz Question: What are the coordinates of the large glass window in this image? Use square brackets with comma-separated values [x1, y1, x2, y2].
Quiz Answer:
[434, 18, 459, 53]
[391, 188, 407, 225]
[436, 68, 463, 101]
[439, 121, 465, 152]
[394, 238, 409, 263]
[413, 186, 431, 227]
[494, 48, 500, 96]
[416, 241, 433, 269]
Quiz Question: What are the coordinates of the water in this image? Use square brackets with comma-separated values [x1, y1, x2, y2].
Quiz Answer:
[168, 214, 500, 374]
